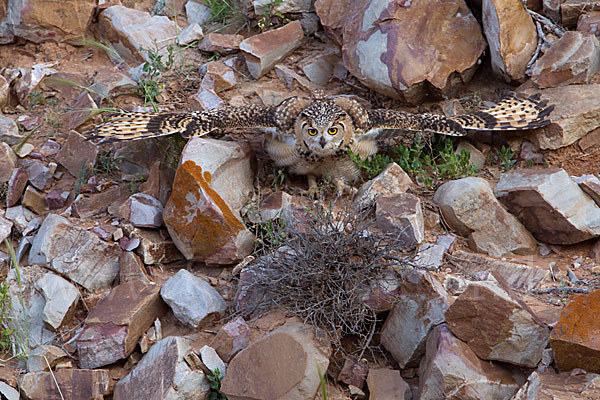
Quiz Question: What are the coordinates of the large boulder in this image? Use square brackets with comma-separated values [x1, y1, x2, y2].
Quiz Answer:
[342, 0, 486, 103]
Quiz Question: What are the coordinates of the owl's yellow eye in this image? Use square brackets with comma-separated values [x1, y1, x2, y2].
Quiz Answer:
[307, 128, 318, 136]
[328, 127, 338, 135]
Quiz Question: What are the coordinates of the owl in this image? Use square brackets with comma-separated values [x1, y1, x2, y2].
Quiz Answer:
[86, 91, 553, 194]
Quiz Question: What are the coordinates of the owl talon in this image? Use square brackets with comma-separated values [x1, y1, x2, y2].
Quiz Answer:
[334, 179, 357, 196]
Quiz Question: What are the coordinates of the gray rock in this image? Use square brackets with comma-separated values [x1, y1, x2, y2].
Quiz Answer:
[98, 5, 178, 64]
[120, 193, 164, 228]
[34, 272, 80, 331]
[455, 141, 485, 169]
[200, 345, 226, 378]
[254, 0, 313, 14]
[178, 22, 204, 45]
[353, 163, 413, 210]
[419, 324, 523, 400]
[572, 173, 600, 206]
[0, 381, 19, 400]
[186, 0, 212, 25]
[414, 243, 446, 270]
[114, 336, 210, 400]
[0, 142, 16, 182]
[0, 115, 22, 145]
[19, 369, 109, 400]
[5, 205, 36, 233]
[376, 193, 424, 247]
[434, 177, 537, 257]
[27, 345, 69, 372]
[380, 270, 449, 368]
[29, 214, 120, 291]
[160, 269, 227, 329]
[0, 216, 12, 243]
[494, 168, 600, 244]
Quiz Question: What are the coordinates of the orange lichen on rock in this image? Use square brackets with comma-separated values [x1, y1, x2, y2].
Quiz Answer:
[164, 160, 246, 261]
[549, 288, 600, 373]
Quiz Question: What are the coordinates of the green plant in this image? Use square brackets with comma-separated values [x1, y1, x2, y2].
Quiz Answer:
[94, 152, 123, 177]
[0, 282, 14, 351]
[129, 173, 146, 195]
[348, 149, 395, 179]
[26, 90, 46, 108]
[271, 167, 286, 191]
[73, 167, 90, 194]
[257, 0, 290, 31]
[207, 368, 227, 400]
[205, 0, 235, 24]
[497, 145, 516, 171]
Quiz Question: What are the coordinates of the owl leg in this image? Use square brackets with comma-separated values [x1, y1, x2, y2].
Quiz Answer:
[333, 178, 358, 196]
[307, 174, 319, 197]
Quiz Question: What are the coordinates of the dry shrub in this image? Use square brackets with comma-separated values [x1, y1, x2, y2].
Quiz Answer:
[237, 201, 416, 355]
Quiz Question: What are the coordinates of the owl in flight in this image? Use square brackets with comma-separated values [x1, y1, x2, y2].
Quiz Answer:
[86, 91, 553, 194]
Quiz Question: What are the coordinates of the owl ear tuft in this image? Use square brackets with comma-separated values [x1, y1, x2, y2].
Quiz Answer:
[333, 97, 370, 131]
[275, 96, 311, 131]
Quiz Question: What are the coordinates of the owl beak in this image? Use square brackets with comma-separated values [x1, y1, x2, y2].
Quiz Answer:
[319, 137, 326, 148]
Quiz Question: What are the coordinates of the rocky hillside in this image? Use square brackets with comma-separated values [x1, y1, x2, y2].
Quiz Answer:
[1, 0, 600, 399]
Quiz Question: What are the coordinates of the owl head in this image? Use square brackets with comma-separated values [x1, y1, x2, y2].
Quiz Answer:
[294, 101, 353, 156]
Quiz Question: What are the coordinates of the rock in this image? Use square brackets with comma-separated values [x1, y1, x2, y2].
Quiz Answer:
[444, 274, 468, 295]
[6, 266, 56, 349]
[450, 250, 550, 291]
[562, 0, 600, 27]
[482, 0, 537, 81]
[343, 0, 486, 103]
[494, 168, 600, 244]
[120, 193, 164, 228]
[445, 281, 550, 367]
[4, 205, 36, 233]
[353, 163, 413, 210]
[0, 75, 8, 108]
[572, 174, 600, 205]
[140, 161, 175, 206]
[191, 87, 224, 110]
[520, 140, 545, 165]
[114, 336, 210, 400]
[98, 5, 178, 64]
[29, 214, 121, 291]
[163, 137, 255, 264]
[186, 0, 212, 25]
[178, 22, 204, 45]
[201, 61, 237, 92]
[119, 251, 151, 284]
[71, 184, 132, 219]
[511, 370, 600, 399]
[87, 66, 138, 102]
[301, 52, 340, 86]
[550, 288, 600, 373]
[419, 324, 523, 400]
[523, 85, 600, 150]
[375, 193, 424, 247]
[0, 115, 22, 145]
[455, 141, 485, 169]
[120, 236, 140, 251]
[0, 381, 18, 400]
[55, 130, 98, 178]
[66, 92, 98, 130]
[577, 11, 600, 37]
[0, 216, 12, 243]
[22, 186, 47, 215]
[239, 20, 304, 79]
[381, 270, 449, 368]
[542, 0, 562, 22]
[129, 228, 183, 264]
[6, 0, 95, 43]
[531, 31, 600, 87]
[254, 0, 313, 13]
[14, 62, 58, 105]
[77, 280, 167, 369]
[436, 234, 457, 253]
[199, 345, 226, 378]
[34, 272, 80, 331]
[19, 369, 109, 400]
[160, 269, 226, 329]
[358, 266, 401, 313]
[221, 322, 331, 400]
[27, 345, 68, 372]
[0, 142, 16, 182]
[434, 177, 537, 257]
[414, 243, 446, 270]
[315, 0, 350, 44]
[6, 168, 28, 207]
[591, 238, 600, 261]
[45, 189, 71, 210]
[198, 33, 244, 54]
[210, 316, 251, 362]
[366, 368, 411, 400]
[24, 160, 52, 191]
[338, 357, 368, 388]
[274, 64, 319, 90]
